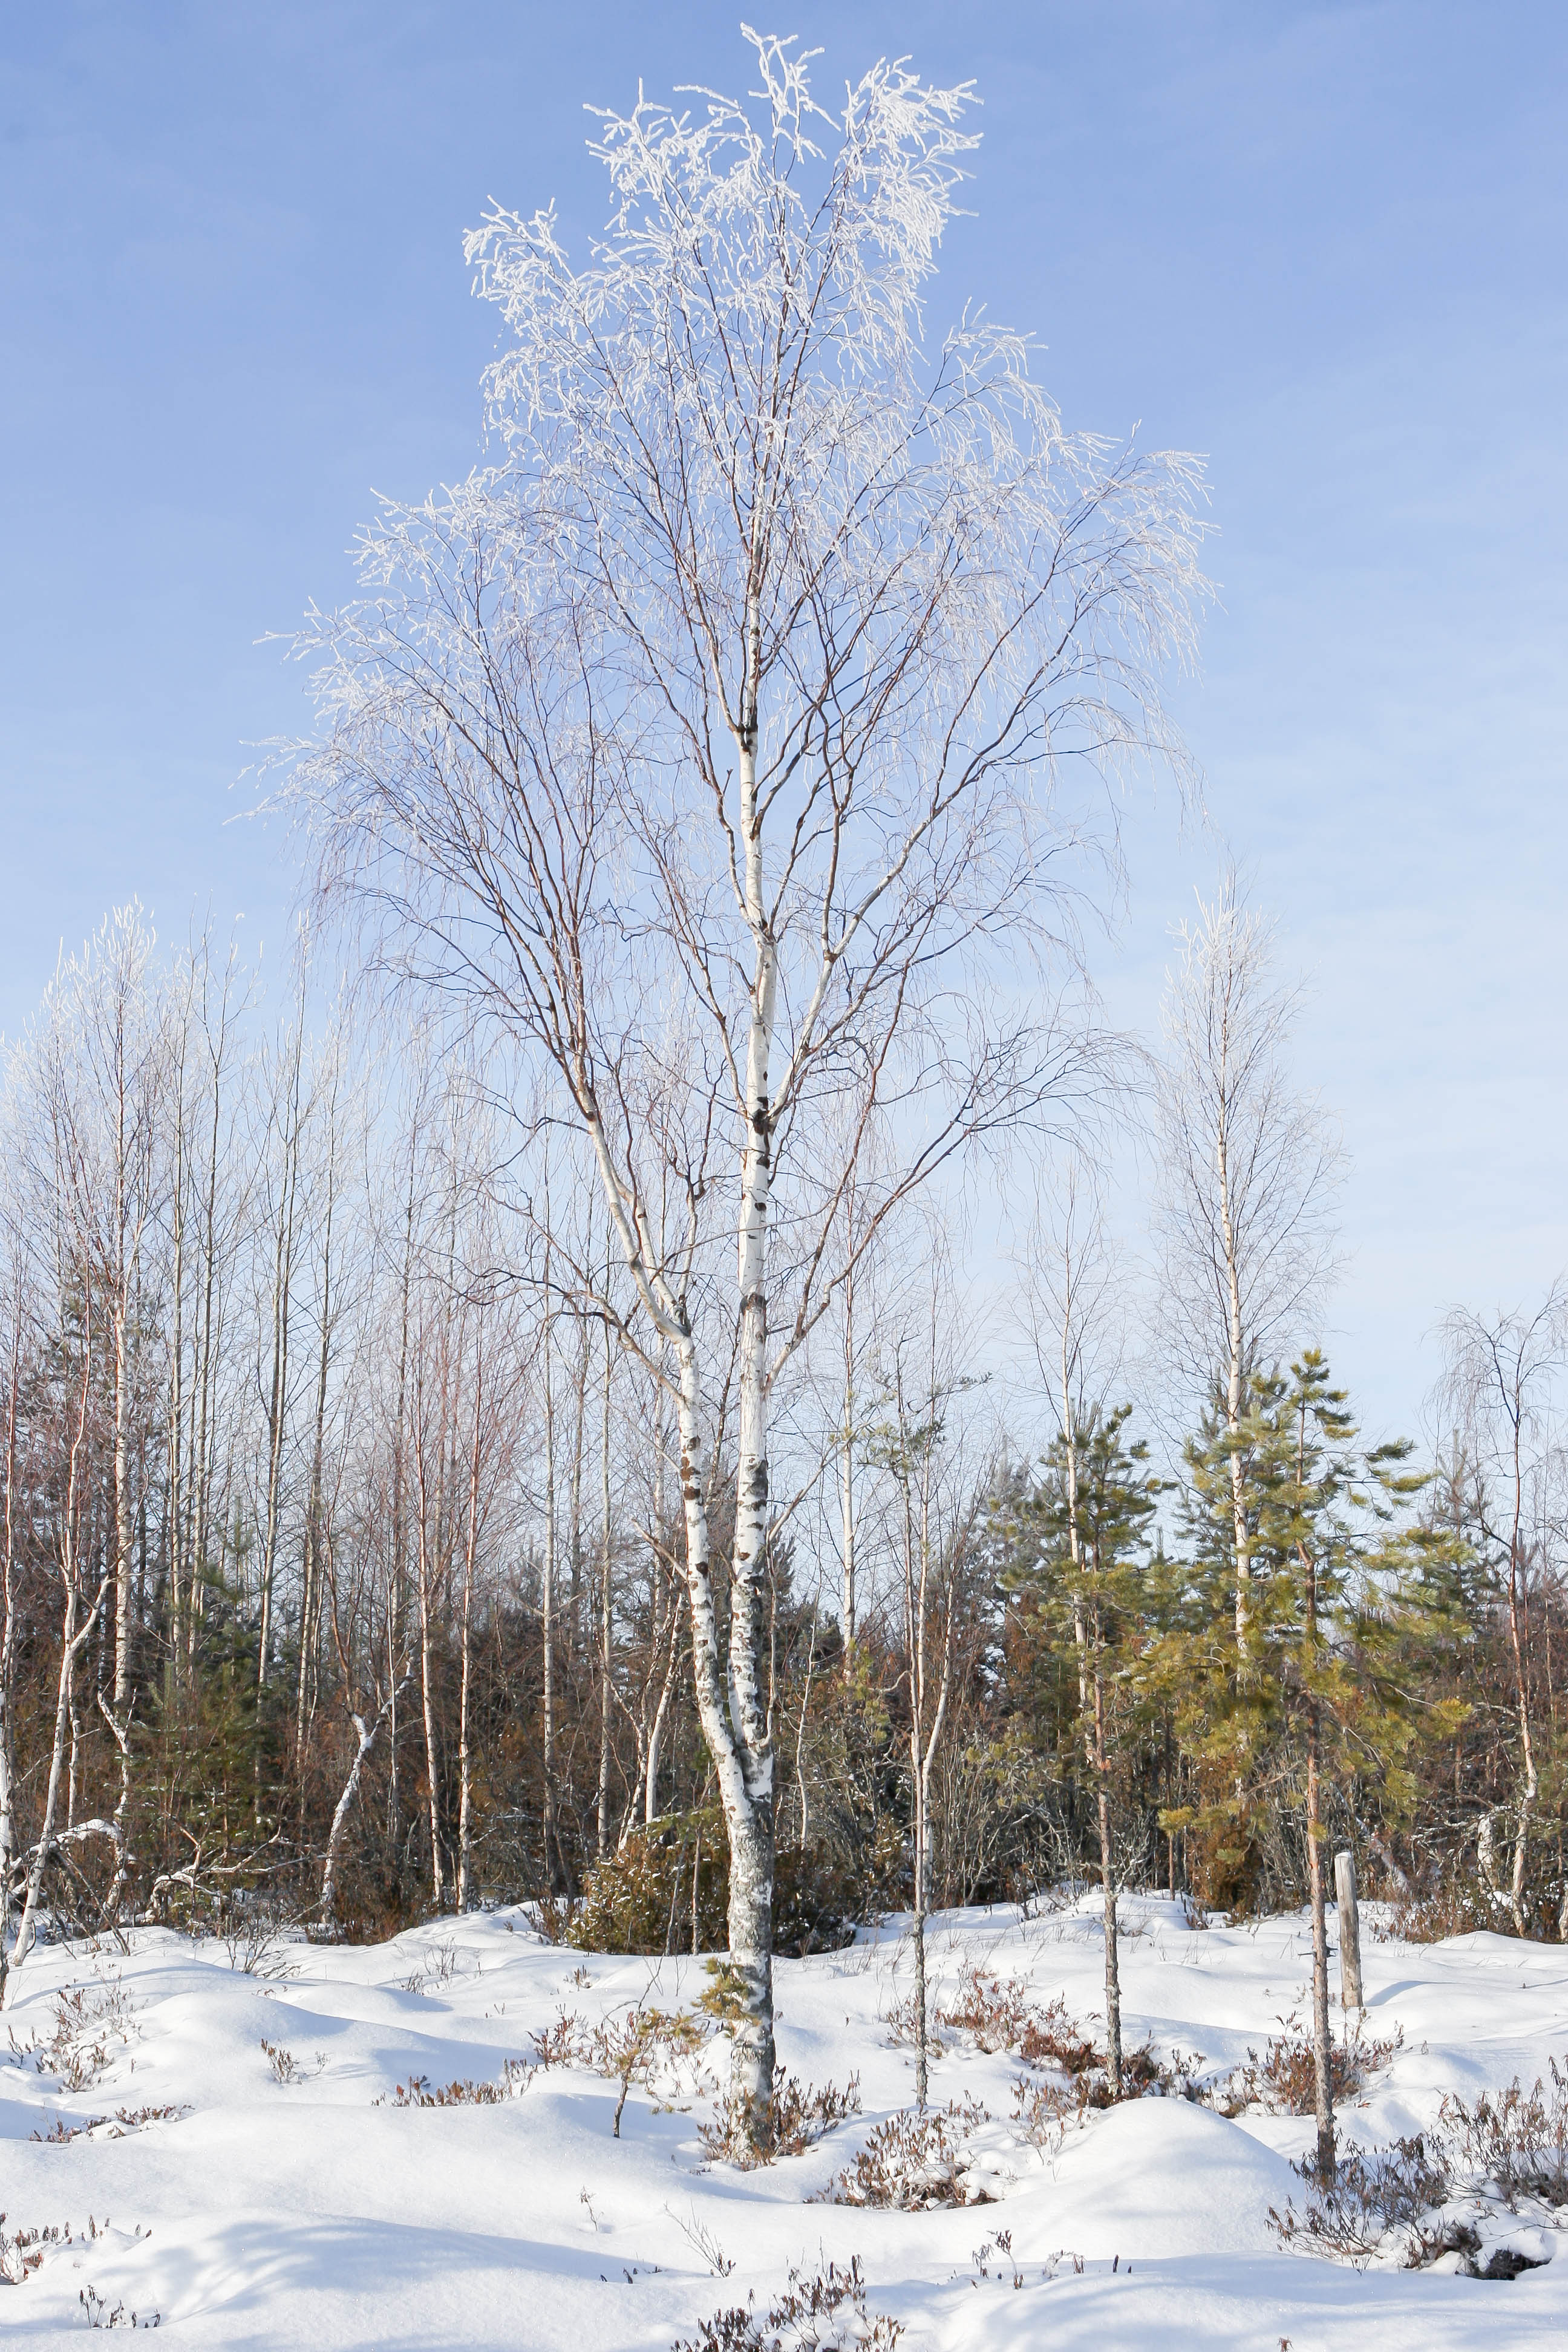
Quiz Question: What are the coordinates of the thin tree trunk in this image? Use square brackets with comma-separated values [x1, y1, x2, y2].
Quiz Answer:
[1092, 1645, 1123, 2097]
[1334, 1849, 1364, 2010]
[673, 1319, 774, 2135]
[573, 1063, 776, 2142]
[416, 1494, 443, 1912]
[0, 1301, 22, 2004]
[189, 1041, 223, 1661]
[166, 1017, 188, 1667]
[644, 1602, 680, 1829]
[597, 1302, 613, 1863]
[1297, 1451, 1335, 2180]
[260, 1013, 304, 1693]
[10, 1324, 107, 1999]
[1307, 1704, 1334, 2177]
[106, 1070, 142, 1913]
[912, 1893, 929, 2112]
[901, 1351, 953, 2118]
[456, 1348, 483, 1915]
[113, 1298, 132, 1705]
[541, 1256, 560, 1890]
[641, 1402, 678, 1828]
[794, 1589, 819, 1852]
[1058, 1303, 1122, 2096]
[12, 1592, 105, 1988]
[1215, 1109, 1253, 1651]
[382, 1117, 418, 1856]
[570, 1319, 587, 1658]
[840, 1269, 857, 1664]
[296, 1158, 335, 1765]
[67, 1692, 83, 1832]
[1504, 1406, 1537, 1933]
[322, 1708, 385, 1922]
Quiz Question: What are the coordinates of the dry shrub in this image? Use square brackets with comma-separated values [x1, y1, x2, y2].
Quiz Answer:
[1, 2214, 139, 2288]
[822, 2096, 994, 2209]
[1270, 2135, 1453, 2263]
[400, 1941, 463, 1995]
[881, 1985, 947, 2055]
[260, 2039, 324, 2085]
[529, 2003, 717, 2131]
[79, 2280, 161, 2328]
[376, 2062, 529, 2108]
[1018, 2001, 1106, 2082]
[9, 1978, 139, 2094]
[528, 2008, 584, 2067]
[929, 1967, 1102, 2073]
[1008, 2073, 1073, 2156]
[1271, 2058, 1568, 2272]
[1440, 2062, 1568, 2207]
[531, 1893, 578, 1945]
[700, 2070, 861, 2167]
[674, 2256, 901, 2352]
[0, 2218, 50, 2282]
[1379, 1879, 1497, 1944]
[936, 1969, 1034, 2053]
[932, 1967, 1159, 2111]
[222, 1910, 299, 1978]
[1224, 2013, 1400, 2117]
[30, 2105, 184, 2145]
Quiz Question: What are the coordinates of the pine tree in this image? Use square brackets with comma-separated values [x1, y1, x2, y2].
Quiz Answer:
[1159, 1351, 1465, 2175]
[1001, 1405, 1159, 2097]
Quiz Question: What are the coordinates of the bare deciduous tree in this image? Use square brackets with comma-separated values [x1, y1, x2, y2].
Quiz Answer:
[869, 1264, 976, 2112]
[1155, 872, 1341, 1645]
[1014, 1154, 1132, 2093]
[1437, 1285, 1568, 1931]
[289, 33, 1206, 2135]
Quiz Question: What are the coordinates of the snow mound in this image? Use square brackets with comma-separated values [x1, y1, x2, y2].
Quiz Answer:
[1011, 2096, 1299, 2258]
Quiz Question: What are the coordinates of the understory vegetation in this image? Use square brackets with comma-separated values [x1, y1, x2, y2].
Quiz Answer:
[2, 34, 1564, 2223]
[0, 960, 1559, 1977]
[1271, 2060, 1568, 2275]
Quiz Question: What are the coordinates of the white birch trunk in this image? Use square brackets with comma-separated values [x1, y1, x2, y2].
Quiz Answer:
[9, 1330, 108, 1999]
[722, 687, 779, 2134]
[322, 1710, 384, 1923]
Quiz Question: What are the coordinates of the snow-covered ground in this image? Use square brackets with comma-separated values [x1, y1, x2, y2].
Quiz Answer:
[0, 1893, 1564, 2345]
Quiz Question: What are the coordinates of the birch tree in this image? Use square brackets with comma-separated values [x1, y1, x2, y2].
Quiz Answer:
[1156, 874, 1341, 1650]
[0, 1202, 35, 2001]
[1013, 1160, 1145, 2094]
[868, 1305, 973, 2111]
[290, 31, 1206, 2136]
[1437, 1288, 1568, 1932]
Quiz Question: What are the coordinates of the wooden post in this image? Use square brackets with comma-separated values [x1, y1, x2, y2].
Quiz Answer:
[1334, 1849, 1364, 2011]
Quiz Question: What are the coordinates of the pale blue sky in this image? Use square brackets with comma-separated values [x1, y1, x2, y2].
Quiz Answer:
[2, 1, 1564, 1434]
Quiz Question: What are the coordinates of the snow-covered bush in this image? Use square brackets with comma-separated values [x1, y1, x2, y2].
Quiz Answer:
[1271, 2134, 1452, 2262]
[674, 2257, 901, 2352]
[8, 1975, 140, 2094]
[1223, 2013, 1402, 2117]
[529, 2002, 717, 2129]
[1441, 2060, 1568, 2206]
[1272, 2059, 1568, 2274]
[700, 2069, 861, 2169]
[821, 2096, 1000, 2209]
[376, 2063, 530, 2107]
[917, 1966, 1164, 2111]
